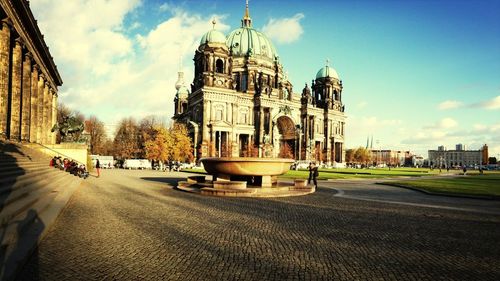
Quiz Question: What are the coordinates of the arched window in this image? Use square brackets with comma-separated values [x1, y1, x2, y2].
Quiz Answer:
[216, 59, 224, 73]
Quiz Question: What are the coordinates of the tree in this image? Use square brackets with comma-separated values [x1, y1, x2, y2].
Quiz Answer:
[138, 115, 166, 158]
[113, 117, 141, 160]
[169, 123, 193, 162]
[85, 115, 107, 155]
[353, 147, 370, 165]
[488, 157, 497, 164]
[144, 126, 171, 163]
[345, 149, 355, 163]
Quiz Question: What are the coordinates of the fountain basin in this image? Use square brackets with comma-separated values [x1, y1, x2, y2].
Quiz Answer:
[201, 157, 294, 187]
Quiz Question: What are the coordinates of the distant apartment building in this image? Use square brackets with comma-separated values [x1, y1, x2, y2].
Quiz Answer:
[370, 150, 412, 166]
[428, 144, 488, 167]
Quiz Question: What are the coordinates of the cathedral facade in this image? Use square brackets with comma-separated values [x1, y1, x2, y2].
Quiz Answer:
[173, 3, 346, 165]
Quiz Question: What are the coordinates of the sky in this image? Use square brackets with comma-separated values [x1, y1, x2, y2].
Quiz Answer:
[29, 0, 500, 158]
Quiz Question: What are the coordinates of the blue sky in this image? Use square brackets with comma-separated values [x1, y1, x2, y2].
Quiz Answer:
[30, 0, 500, 158]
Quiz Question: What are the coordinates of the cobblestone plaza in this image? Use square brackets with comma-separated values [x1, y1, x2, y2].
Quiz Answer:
[17, 170, 500, 281]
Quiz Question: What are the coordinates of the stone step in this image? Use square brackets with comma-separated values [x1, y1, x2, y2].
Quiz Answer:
[0, 177, 82, 281]
[0, 172, 67, 211]
[0, 173, 68, 227]
[0, 166, 58, 186]
[0, 162, 49, 173]
[0, 159, 44, 166]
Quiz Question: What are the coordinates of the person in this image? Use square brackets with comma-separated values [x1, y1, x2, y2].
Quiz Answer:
[462, 166, 467, 175]
[308, 162, 319, 188]
[96, 159, 101, 178]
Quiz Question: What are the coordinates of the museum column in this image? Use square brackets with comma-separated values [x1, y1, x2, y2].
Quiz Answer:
[29, 65, 39, 142]
[9, 38, 23, 140]
[46, 88, 53, 144]
[41, 81, 49, 144]
[48, 89, 57, 144]
[21, 52, 32, 141]
[36, 74, 44, 143]
[51, 92, 57, 144]
[0, 19, 11, 138]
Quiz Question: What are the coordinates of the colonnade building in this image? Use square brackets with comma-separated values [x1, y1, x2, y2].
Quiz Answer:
[173, 2, 346, 165]
[0, 0, 61, 144]
[428, 144, 488, 168]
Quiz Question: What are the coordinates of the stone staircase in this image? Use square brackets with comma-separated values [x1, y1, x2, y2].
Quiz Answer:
[0, 140, 82, 281]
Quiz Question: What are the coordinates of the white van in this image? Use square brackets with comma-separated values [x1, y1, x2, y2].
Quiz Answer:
[123, 159, 151, 170]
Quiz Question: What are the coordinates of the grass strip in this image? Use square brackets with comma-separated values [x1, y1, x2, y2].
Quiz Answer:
[382, 173, 500, 199]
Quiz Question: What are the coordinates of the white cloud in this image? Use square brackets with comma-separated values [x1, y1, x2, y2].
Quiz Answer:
[159, 3, 171, 12]
[471, 95, 500, 110]
[438, 100, 462, 110]
[438, 117, 458, 129]
[424, 117, 457, 129]
[262, 13, 304, 44]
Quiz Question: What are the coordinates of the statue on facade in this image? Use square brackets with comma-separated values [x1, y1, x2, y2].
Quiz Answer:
[263, 133, 271, 144]
[51, 115, 85, 142]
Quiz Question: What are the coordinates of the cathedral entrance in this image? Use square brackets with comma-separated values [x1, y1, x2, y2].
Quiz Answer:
[276, 116, 296, 159]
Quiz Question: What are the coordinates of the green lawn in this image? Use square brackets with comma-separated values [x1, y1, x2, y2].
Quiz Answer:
[282, 167, 441, 180]
[382, 172, 500, 198]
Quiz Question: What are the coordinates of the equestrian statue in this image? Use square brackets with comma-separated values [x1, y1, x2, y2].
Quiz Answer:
[51, 115, 85, 142]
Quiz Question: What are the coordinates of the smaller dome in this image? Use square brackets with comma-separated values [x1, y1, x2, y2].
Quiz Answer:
[200, 29, 226, 45]
[316, 65, 339, 80]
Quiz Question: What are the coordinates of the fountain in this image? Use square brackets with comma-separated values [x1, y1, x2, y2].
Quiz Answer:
[177, 157, 315, 197]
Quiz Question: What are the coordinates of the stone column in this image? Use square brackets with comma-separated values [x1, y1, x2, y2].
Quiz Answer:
[9, 38, 23, 140]
[51, 92, 57, 144]
[41, 81, 49, 144]
[21, 52, 32, 141]
[259, 108, 264, 144]
[0, 19, 11, 138]
[29, 65, 39, 142]
[258, 107, 264, 157]
[46, 88, 53, 144]
[339, 143, 343, 163]
[36, 74, 44, 143]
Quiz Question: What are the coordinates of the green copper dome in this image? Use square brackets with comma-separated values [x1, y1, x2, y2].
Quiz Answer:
[200, 29, 226, 45]
[316, 65, 339, 80]
[226, 27, 278, 60]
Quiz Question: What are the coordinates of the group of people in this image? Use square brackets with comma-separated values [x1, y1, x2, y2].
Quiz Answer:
[49, 156, 89, 179]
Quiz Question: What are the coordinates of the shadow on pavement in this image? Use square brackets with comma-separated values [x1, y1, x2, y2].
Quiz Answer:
[139, 177, 186, 186]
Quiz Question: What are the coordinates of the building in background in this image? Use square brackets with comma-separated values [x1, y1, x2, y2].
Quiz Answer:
[428, 144, 488, 168]
[370, 149, 413, 167]
[173, 2, 346, 165]
[0, 0, 62, 144]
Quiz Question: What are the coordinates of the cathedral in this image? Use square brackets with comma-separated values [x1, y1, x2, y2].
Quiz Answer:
[173, 2, 346, 166]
